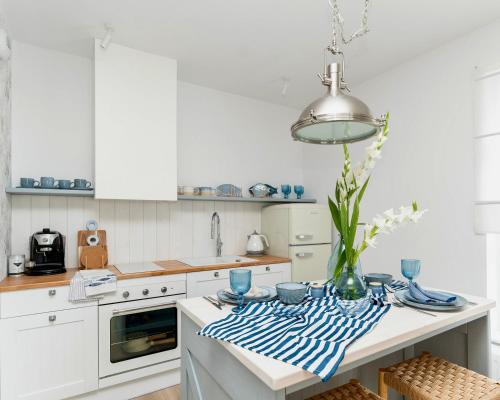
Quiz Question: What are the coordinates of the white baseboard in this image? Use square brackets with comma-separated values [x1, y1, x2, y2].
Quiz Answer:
[71, 367, 180, 400]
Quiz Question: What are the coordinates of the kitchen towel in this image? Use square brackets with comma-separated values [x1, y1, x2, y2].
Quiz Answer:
[198, 284, 390, 381]
[69, 269, 117, 302]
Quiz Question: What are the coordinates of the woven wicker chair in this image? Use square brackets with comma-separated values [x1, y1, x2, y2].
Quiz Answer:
[378, 352, 500, 400]
[306, 379, 382, 400]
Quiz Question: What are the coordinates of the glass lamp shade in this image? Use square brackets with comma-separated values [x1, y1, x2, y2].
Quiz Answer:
[291, 63, 383, 144]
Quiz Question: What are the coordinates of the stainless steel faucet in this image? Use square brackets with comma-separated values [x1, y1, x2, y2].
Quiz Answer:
[211, 212, 223, 257]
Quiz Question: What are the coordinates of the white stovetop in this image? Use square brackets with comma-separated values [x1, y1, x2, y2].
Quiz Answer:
[178, 291, 495, 391]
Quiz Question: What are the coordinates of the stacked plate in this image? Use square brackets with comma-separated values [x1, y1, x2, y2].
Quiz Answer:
[217, 286, 277, 305]
[394, 289, 467, 311]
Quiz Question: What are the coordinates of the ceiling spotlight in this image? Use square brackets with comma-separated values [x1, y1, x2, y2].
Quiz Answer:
[281, 78, 291, 96]
[100, 26, 114, 50]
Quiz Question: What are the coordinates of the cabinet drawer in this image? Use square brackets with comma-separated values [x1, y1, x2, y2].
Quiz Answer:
[186, 269, 230, 298]
[0, 285, 97, 318]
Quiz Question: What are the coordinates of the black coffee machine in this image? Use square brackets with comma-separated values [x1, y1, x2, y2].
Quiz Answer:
[27, 228, 66, 275]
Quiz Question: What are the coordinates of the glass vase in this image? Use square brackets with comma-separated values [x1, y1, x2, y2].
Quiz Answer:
[327, 235, 343, 283]
[334, 258, 370, 317]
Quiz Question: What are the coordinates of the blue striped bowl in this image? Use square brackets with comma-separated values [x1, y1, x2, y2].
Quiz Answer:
[276, 282, 307, 304]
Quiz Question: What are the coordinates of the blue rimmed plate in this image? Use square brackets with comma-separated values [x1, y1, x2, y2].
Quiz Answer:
[217, 286, 277, 305]
[394, 289, 466, 311]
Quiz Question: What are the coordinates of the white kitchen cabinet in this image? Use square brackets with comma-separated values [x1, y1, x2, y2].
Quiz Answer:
[94, 40, 177, 201]
[186, 263, 291, 298]
[0, 306, 98, 400]
[187, 268, 231, 298]
[251, 263, 291, 287]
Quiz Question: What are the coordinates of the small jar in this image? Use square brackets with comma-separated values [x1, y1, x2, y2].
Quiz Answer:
[368, 281, 386, 301]
[310, 283, 325, 299]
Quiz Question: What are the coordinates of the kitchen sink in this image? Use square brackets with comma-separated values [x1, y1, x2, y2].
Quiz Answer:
[178, 256, 256, 267]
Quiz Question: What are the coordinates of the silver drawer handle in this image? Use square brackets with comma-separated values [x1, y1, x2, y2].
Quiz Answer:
[48, 315, 56, 322]
[296, 234, 313, 240]
[48, 289, 56, 296]
[296, 252, 313, 258]
[112, 301, 177, 315]
[214, 272, 219, 278]
[265, 266, 271, 272]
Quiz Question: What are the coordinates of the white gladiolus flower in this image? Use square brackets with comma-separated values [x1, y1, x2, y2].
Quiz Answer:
[364, 223, 374, 234]
[365, 236, 377, 248]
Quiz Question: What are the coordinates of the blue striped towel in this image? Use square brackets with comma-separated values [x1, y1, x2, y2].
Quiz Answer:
[198, 287, 390, 381]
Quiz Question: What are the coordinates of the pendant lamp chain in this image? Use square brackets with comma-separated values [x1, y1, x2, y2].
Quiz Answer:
[328, 0, 371, 53]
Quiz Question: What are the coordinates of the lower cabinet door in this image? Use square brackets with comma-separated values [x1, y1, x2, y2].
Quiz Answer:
[186, 269, 230, 298]
[0, 306, 98, 400]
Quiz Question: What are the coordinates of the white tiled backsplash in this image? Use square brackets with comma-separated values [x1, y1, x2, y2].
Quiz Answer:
[11, 196, 262, 267]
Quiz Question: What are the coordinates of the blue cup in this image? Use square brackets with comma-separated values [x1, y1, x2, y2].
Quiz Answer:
[368, 282, 386, 301]
[73, 179, 92, 189]
[310, 283, 325, 299]
[58, 180, 72, 189]
[40, 176, 58, 188]
[20, 177, 40, 188]
[294, 185, 304, 199]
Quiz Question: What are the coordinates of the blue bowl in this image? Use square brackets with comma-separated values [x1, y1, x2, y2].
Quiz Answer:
[276, 282, 307, 304]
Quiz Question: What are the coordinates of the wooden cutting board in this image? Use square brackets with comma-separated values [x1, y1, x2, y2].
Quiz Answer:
[79, 245, 108, 269]
[78, 229, 108, 269]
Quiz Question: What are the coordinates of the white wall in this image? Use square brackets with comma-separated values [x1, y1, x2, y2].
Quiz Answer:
[302, 20, 500, 296]
[9, 41, 303, 266]
[11, 196, 262, 267]
[177, 81, 302, 191]
[11, 41, 303, 193]
[11, 41, 93, 183]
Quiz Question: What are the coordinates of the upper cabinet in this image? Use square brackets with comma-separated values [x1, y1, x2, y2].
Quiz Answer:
[94, 40, 177, 201]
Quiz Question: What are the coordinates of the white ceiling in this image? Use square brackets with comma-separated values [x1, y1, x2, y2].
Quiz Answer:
[4, 0, 500, 108]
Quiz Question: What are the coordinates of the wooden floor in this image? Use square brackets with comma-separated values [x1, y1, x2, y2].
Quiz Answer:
[133, 385, 180, 400]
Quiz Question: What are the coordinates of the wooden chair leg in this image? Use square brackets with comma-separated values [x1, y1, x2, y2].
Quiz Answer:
[378, 370, 388, 399]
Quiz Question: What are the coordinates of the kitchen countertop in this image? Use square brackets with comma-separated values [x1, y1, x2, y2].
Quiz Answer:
[0, 255, 290, 292]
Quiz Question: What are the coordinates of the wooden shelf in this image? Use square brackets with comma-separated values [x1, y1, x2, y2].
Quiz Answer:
[177, 195, 316, 204]
[6, 187, 95, 197]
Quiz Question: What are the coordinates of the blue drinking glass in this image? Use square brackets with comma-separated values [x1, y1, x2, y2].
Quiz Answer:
[401, 259, 421, 282]
[281, 184, 291, 199]
[294, 185, 304, 199]
[230, 269, 252, 311]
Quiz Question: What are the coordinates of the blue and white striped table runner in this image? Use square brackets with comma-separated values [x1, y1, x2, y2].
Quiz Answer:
[198, 285, 392, 381]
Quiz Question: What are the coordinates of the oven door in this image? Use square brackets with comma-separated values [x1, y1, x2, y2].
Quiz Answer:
[98, 294, 183, 378]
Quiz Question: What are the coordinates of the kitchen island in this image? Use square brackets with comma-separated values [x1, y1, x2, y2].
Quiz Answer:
[178, 293, 495, 399]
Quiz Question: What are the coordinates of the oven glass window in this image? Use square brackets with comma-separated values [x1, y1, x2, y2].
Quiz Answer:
[110, 306, 177, 363]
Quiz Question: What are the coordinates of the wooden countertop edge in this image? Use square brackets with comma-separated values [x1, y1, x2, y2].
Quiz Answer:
[0, 256, 291, 292]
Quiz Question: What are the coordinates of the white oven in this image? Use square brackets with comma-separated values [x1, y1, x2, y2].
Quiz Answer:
[98, 276, 185, 379]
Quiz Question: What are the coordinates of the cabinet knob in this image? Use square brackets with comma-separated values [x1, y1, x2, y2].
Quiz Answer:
[122, 291, 130, 299]
[143, 289, 150, 296]
[265, 266, 271, 272]
[48, 315, 56, 322]
[161, 286, 167, 294]
[214, 272, 219, 278]
[48, 289, 56, 296]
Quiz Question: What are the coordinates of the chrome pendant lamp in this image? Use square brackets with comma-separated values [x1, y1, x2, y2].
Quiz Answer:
[291, 0, 385, 144]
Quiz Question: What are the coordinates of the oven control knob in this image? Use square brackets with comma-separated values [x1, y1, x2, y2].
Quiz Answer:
[142, 289, 150, 296]
[161, 286, 167, 294]
[122, 291, 130, 299]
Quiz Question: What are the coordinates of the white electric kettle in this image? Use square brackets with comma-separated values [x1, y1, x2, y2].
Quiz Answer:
[246, 231, 269, 255]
